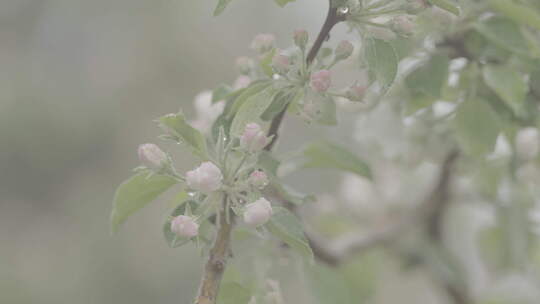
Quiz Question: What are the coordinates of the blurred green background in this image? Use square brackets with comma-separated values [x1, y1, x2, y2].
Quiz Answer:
[0, 1, 335, 303]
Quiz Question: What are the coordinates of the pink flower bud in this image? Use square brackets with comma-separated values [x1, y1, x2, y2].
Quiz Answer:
[272, 54, 290, 74]
[235, 56, 253, 74]
[346, 84, 367, 101]
[391, 16, 415, 35]
[249, 170, 269, 189]
[243, 198, 273, 227]
[240, 123, 271, 152]
[516, 127, 539, 161]
[310, 70, 332, 93]
[250, 33, 275, 53]
[138, 143, 167, 169]
[233, 75, 251, 90]
[171, 215, 199, 238]
[335, 40, 354, 60]
[186, 162, 223, 193]
[293, 29, 308, 49]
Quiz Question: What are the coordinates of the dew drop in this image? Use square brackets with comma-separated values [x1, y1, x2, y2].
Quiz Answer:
[338, 6, 349, 15]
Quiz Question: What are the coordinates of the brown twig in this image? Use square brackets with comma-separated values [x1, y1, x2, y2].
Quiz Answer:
[194, 198, 234, 304]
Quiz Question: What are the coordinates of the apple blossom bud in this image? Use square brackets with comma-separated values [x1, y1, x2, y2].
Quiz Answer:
[240, 123, 271, 152]
[138, 143, 167, 169]
[272, 53, 290, 74]
[249, 170, 269, 189]
[293, 29, 308, 49]
[235, 56, 253, 74]
[186, 162, 223, 193]
[391, 16, 415, 35]
[171, 215, 199, 238]
[233, 75, 251, 90]
[515, 127, 540, 161]
[243, 198, 273, 227]
[310, 70, 332, 93]
[335, 40, 354, 61]
[250, 33, 275, 53]
[346, 84, 367, 101]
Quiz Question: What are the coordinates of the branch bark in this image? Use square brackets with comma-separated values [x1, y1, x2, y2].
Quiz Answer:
[194, 198, 234, 304]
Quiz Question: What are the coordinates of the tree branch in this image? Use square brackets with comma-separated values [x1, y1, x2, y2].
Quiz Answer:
[194, 197, 234, 304]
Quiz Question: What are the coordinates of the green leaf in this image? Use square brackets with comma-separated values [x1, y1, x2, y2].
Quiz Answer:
[163, 200, 197, 248]
[212, 84, 232, 103]
[301, 141, 372, 179]
[488, 0, 540, 30]
[428, 0, 460, 15]
[305, 263, 353, 304]
[230, 87, 277, 136]
[274, 0, 296, 7]
[364, 37, 398, 92]
[261, 89, 299, 121]
[111, 172, 177, 233]
[316, 97, 338, 126]
[482, 64, 529, 117]
[158, 112, 209, 159]
[406, 53, 450, 98]
[453, 98, 501, 156]
[217, 282, 251, 304]
[475, 17, 533, 58]
[227, 81, 273, 118]
[267, 207, 313, 260]
[214, 0, 233, 16]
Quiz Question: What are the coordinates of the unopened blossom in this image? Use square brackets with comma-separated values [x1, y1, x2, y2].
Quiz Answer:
[243, 198, 273, 227]
[293, 29, 308, 49]
[249, 170, 269, 189]
[272, 53, 290, 74]
[138, 143, 167, 169]
[346, 84, 366, 101]
[310, 70, 332, 93]
[186, 162, 223, 193]
[240, 123, 271, 152]
[170, 215, 199, 238]
[391, 16, 415, 35]
[250, 33, 275, 53]
[516, 127, 540, 161]
[233, 75, 251, 90]
[335, 40, 354, 61]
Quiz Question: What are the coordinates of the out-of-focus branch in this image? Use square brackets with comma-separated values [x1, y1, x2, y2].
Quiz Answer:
[194, 197, 234, 304]
[282, 150, 460, 267]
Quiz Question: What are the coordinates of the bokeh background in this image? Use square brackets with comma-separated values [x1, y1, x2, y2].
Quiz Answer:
[4, 1, 539, 304]
[0, 1, 343, 303]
